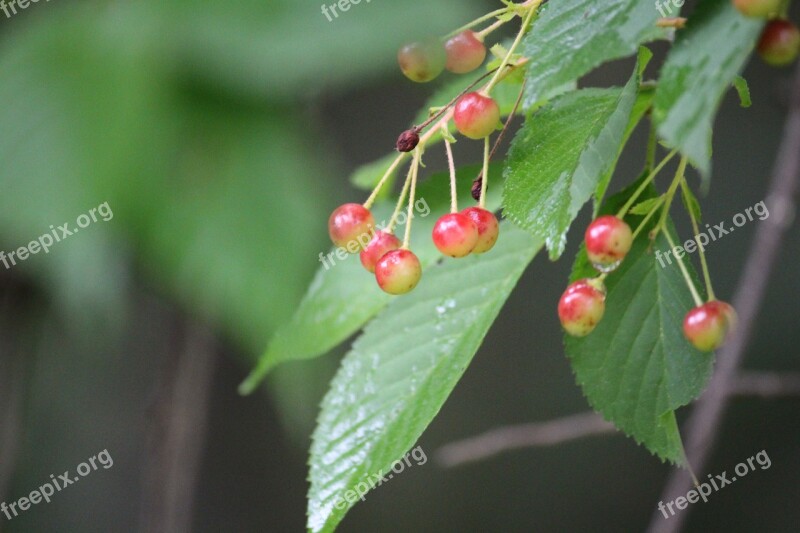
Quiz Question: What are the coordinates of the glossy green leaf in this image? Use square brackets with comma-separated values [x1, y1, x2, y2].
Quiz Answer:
[629, 196, 664, 215]
[307, 223, 542, 532]
[566, 183, 712, 464]
[240, 164, 503, 393]
[653, 0, 763, 177]
[522, 0, 664, 107]
[503, 54, 644, 260]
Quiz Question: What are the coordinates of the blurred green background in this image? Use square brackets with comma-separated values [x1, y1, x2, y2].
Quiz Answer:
[0, 0, 798, 531]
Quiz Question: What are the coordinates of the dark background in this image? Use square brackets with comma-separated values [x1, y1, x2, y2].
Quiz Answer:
[0, 0, 797, 532]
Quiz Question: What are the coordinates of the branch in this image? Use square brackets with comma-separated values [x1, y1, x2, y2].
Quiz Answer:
[646, 62, 800, 533]
[436, 412, 616, 468]
[732, 371, 800, 397]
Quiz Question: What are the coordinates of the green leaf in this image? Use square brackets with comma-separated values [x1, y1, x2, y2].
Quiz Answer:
[680, 181, 703, 223]
[629, 196, 664, 215]
[732, 75, 752, 108]
[503, 54, 644, 260]
[522, 0, 664, 107]
[566, 183, 712, 464]
[240, 164, 503, 393]
[653, 0, 763, 177]
[307, 223, 542, 532]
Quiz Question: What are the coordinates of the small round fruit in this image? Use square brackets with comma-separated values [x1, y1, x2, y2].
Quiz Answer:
[585, 215, 634, 272]
[461, 207, 499, 254]
[445, 30, 487, 74]
[328, 203, 375, 251]
[397, 39, 447, 83]
[733, 0, 782, 18]
[683, 301, 737, 352]
[396, 129, 420, 152]
[558, 279, 606, 337]
[360, 231, 401, 273]
[453, 92, 501, 140]
[375, 249, 422, 295]
[432, 213, 479, 258]
[758, 20, 800, 66]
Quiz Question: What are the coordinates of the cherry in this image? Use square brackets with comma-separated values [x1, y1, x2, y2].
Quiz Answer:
[758, 20, 800, 66]
[445, 30, 487, 74]
[733, 0, 782, 18]
[453, 92, 501, 140]
[461, 207, 499, 254]
[397, 40, 447, 83]
[375, 249, 422, 295]
[558, 279, 606, 337]
[683, 300, 737, 352]
[432, 213, 479, 258]
[585, 215, 633, 272]
[360, 231, 401, 273]
[328, 203, 375, 251]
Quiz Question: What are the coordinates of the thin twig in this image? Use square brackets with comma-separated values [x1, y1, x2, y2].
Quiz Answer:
[646, 62, 800, 533]
[436, 412, 616, 467]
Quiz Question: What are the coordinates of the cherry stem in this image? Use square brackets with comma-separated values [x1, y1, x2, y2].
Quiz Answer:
[387, 157, 416, 233]
[663, 228, 704, 307]
[645, 119, 657, 173]
[402, 149, 421, 249]
[444, 133, 458, 213]
[631, 196, 665, 241]
[484, 1, 540, 94]
[443, 7, 511, 40]
[617, 149, 679, 219]
[477, 17, 508, 40]
[652, 156, 688, 239]
[479, 137, 490, 208]
[364, 152, 406, 210]
[681, 178, 716, 301]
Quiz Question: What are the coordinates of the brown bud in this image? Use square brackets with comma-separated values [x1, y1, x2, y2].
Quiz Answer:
[396, 129, 420, 152]
[471, 177, 482, 201]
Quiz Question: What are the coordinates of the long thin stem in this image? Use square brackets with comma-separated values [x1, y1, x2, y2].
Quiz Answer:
[477, 17, 508, 40]
[484, 2, 539, 94]
[444, 7, 511, 40]
[652, 156, 688, 239]
[617, 149, 678, 218]
[364, 152, 406, 209]
[402, 150, 421, 249]
[663, 229, 704, 306]
[387, 159, 416, 233]
[479, 137, 490, 208]
[444, 134, 458, 213]
[681, 178, 716, 301]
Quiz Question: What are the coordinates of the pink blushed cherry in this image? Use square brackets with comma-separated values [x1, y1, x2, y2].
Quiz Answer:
[445, 30, 487, 74]
[683, 300, 737, 352]
[558, 279, 606, 337]
[585, 215, 633, 272]
[453, 92, 501, 140]
[461, 207, 499, 254]
[328, 203, 375, 251]
[375, 249, 422, 295]
[360, 231, 401, 273]
[432, 213, 479, 258]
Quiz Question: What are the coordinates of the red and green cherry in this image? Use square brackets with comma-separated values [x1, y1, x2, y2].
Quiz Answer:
[445, 30, 486, 74]
[758, 20, 800, 66]
[558, 279, 606, 337]
[432, 213, 479, 258]
[453, 92, 501, 140]
[461, 207, 499, 254]
[683, 300, 737, 352]
[585, 215, 633, 272]
[375, 249, 422, 295]
[733, 0, 782, 18]
[328, 203, 375, 252]
[397, 39, 447, 83]
[360, 231, 401, 273]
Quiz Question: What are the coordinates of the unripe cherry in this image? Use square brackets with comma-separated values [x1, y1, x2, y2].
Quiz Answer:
[445, 30, 487, 74]
[397, 39, 447, 83]
[375, 249, 422, 295]
[585, 215, 633, 272]
[733, 0, 782, 18]
[328, 203, 375, 252]
[461, 207, 499, 254]
[683, 300, 737, 352]
[558, 279, 606, 337]
[453, 92, 501, 140]
[432, 213, 479, 258]
[758, 20, 800, 66]
[360, 231, 401, 273]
